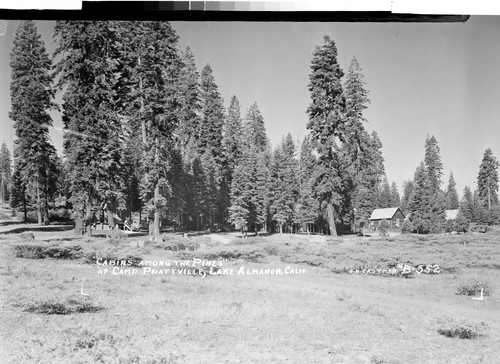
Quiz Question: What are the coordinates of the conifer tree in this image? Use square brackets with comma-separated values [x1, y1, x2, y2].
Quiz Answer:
[477, 148, 499, 210]
[228, 146, 257, 233]
[378, 178, 392, 208]
[0, 142, 12, 203]
[198, 64, 227, 223]
[113, 21, 183, 236]
[199, 64, 225, 163]
[459, 186, 474, 223]
[408, 162, 432, 233]
[472, 189, 489, 224]
[54, 21, 125, 235]
[445, 172, 459, 210]
[177, 46, 202, 158]
[188, 154, 208, 230]
[269, 133, 298, 233]
[201, 151, 220, 226]
[221, 95, 244, 224]
[296, 136, 318, 233]
[10, 162, 26, 218]
[306, 35, 346, 236]
[10, 20, 58, 225]
[254, 150, 271, 231]
[342, 57, 386, 232]
[390, 181, 401, 207]
[243, 102, 268, 153]
[424, 135, 443, 194]
[223, 95, 244, 178]
[400, 180, 414, 216]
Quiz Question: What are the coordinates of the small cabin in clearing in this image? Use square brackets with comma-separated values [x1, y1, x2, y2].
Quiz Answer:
[369, 207, 406, 228]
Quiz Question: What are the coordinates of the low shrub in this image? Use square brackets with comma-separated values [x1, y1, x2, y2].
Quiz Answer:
[401, 220, 414, 234]
[19, 231, 35, 241]
[456, 278, 492, 296]
[178, 245, 266, 262]
[475, 225, 490, 233]
[22, 299, 104, 315]
[284, 254, 325, 267]
[378, 219, 389, 237]
[105, 229, 127, 245]
[13, 244, 83, 260]
[262, 243, 279, 256]
[436, 316, 488, 339]
[155, 234, 200, 251]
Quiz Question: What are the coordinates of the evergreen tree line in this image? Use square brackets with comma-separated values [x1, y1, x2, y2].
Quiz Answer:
[399, 137, 500, 233]
[6, 22, 499, 236]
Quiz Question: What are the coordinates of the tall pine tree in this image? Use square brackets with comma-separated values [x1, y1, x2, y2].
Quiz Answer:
[243, 102, 268, 153]
[306, 35, 346, 236]
[296, 136, 318, 233]
[408, 162, 432, 233]
[477, 148, 499, 210]
[390, 181, 401, 207]
[0, 142, 12, 204]
[55, 21, 126, 235]
[10, 20, 58, 225]
[269, 133, 299, 233]
[400, 180, 414, 216]
[177, 46, 202, 157]
[459, 186, 474, 223]
[115, 21, 183, 236]
[445, 172, 459, 210]
[424, 135, 443, 194]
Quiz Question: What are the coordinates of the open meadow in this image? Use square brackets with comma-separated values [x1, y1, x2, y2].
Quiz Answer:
[1, 228, 499, 364]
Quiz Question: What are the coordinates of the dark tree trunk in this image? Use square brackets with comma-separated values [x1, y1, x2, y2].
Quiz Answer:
[326, 203, 337, 236]
[107, 208, 114, 229]
[85, 204, 92, 236]
[22, 188, 27, 223]
[74, 211, 83, 236]
[152, 184, 160, 237]
[36, 181, 42, 225]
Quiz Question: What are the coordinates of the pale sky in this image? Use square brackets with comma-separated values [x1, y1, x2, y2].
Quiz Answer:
[1, 17, 499, 196]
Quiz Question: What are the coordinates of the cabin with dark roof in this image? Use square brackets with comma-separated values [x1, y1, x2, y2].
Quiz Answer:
[369, 207, 406, 228]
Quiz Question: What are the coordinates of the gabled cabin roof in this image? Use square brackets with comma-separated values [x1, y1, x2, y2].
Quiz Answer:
[369, 207, 405, 220]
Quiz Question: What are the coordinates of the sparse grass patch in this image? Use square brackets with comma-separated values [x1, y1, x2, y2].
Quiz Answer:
[456, 277, 493, 296]
[436, 316, 489, 339]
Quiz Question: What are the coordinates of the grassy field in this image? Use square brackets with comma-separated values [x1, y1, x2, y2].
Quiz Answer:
[0, 229, 499, 363]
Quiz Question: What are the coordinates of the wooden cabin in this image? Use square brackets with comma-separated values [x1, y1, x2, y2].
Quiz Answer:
[369, 207, 406, 228]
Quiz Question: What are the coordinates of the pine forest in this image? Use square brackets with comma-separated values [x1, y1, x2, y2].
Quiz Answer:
[3, 20, 500, 237]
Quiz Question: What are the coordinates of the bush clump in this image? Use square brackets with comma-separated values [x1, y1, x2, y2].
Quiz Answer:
[178, 245, 265, 262]
[22, 298, 104, 315]
[436, 316, 489, 339]
[105, 229, 127, 245]
[282, 253, 326, 267]
[13, 244, 83, 260]
[378, 219, 389, 237]
[401, 220, 414, 234]
[155, 234, 200, 251]
[456, 278, 492, 296]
